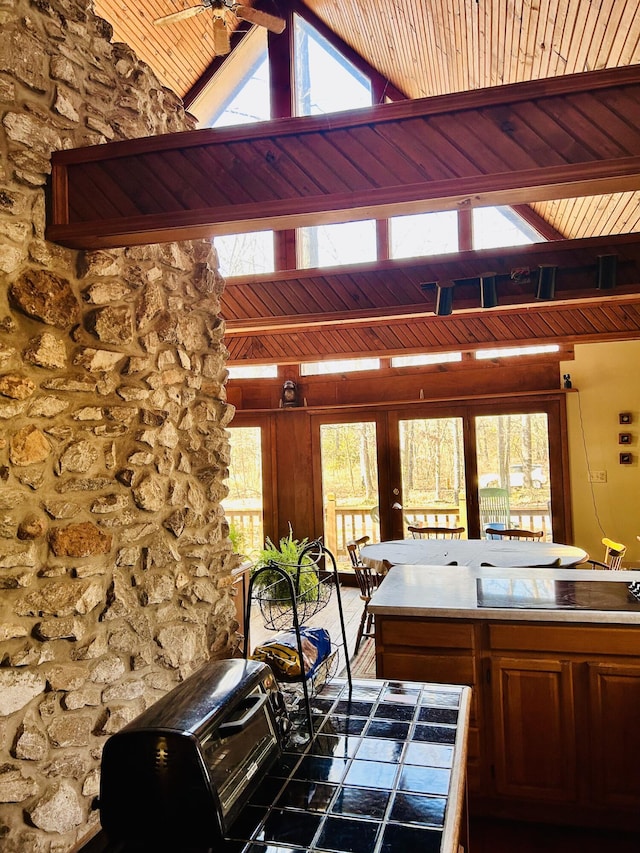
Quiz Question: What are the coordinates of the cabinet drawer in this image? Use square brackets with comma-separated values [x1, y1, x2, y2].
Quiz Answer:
[379, 618, 476, 650]
[489, 623, 640, 656]
[378, 651, 477, 688]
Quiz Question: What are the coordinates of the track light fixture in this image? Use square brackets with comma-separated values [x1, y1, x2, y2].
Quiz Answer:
[480, 272, 498, 308]
[535, 265, 557, 300]
[596, 254, 617, 290]
[435, 280, 455, 315]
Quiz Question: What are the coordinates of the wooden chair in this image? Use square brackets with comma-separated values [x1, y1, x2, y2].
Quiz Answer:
[583, 537, 626, 570]
[408, 525, 465, 539]
[347, 535, 370, 567]
[352, 563, 381, 656]
[485, 527, 544, 541]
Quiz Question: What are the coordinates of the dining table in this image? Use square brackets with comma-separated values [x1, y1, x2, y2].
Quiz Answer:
[360, 538, 588, 573]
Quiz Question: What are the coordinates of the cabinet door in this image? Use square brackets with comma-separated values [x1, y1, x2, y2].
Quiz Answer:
[587, 661, 640, 810]
[491, 657, 577, 802]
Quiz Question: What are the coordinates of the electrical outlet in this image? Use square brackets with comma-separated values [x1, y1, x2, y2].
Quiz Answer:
[589, 470, 607, 483]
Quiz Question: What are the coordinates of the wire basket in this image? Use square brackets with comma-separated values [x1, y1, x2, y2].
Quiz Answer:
[253, 571, 333, 631]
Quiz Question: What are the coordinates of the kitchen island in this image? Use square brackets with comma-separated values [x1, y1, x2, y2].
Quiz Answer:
[73, 676, 471, 853]
[370, 565, 640, 831]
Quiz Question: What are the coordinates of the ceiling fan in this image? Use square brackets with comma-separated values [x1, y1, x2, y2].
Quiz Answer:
[153, 0, 285, 56]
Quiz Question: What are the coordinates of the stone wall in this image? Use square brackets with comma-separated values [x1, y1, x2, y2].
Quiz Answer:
[0, 1, 237, 849]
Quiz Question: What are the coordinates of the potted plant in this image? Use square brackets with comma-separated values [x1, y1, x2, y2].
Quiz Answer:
[252, 526, 320, 605]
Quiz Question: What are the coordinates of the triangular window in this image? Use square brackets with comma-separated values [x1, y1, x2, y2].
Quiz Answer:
[293, 15, 372, 116]
[473, 206, 543, 249]
[193, 28, 270, 128]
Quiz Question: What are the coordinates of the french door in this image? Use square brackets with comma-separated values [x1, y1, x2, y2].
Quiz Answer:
[313, 395, 569, 548]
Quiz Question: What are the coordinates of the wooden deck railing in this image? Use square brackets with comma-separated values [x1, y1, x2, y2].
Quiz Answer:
[226, 505, 553, 561]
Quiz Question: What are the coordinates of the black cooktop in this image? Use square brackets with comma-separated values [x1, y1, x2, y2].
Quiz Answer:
[477, 577, 640, 611]
[80, 678, 465, 853]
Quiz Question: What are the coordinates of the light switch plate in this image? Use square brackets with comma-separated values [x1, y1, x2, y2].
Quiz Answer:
[589, 470, 607, 483]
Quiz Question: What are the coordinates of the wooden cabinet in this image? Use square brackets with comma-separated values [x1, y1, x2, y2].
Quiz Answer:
[376, 615, 640, 830]
[490, 656, 577, 802]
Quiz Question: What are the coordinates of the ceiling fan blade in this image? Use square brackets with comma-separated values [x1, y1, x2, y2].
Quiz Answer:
[212, 16, 232, 54]
[153, 5, 208, 26]
[234, 4, 286, 34]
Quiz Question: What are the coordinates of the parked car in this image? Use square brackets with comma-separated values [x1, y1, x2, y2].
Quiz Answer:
[479, 465, 547, 489]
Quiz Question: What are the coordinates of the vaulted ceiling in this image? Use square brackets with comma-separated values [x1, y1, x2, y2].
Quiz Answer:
[78, 1, 640, 361]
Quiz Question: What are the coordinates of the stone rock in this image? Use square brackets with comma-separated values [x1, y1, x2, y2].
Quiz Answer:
[17, 514, 47, 540]
[0, 670, 46, 716]
[26, 780, 85, 834]
[16, 579, 104, 617]
[0, 399, 28, 419]
[62, 685, 102, 711]
[132, 474, 167, 512]
[8, 270, 80, 328]
[83, 280, 133, 305]
[41, 500, 81, 520]
[82, 768, 100, 798]
[141, 572, 175, 605]
[86, 306, 133, 344]
[15, 467, 46, 490]
[163, 508, 186, 538]
[90, 655, 126, 684]
[9, 426, 51, 466]
[0, 542, 37, 568]
[0, 244, 23, 274]
[0, 624, 28, 642]
[50, 56, 79, 89]
[0, 374, 36, 400]
[73, 347, 124, 372]
[104, 405, 135, 423]
[46, 714, 94, 748]
[0, 764, 39, 802]
[42, 377, 96, 393]
[13, 721, 48, 761]
[45, 664, 88, 692]
[155, 623, 206, 668]
[101, 680, 145, 703]
[101, 702, 144, 734]
[28, 396, 70, 417]
[34, 617, 85, 642]
[78, 250, 122, 278]
[72, 406, 103, 420]
[0, 29, 48, 92]
[49, 523, 112, 557]
[58, 440, 99, 474]
[23, 333, 67, 369]
[53, 86, 80, 121]
[136, 281, 164, 329]
[41, 753, 88, 780]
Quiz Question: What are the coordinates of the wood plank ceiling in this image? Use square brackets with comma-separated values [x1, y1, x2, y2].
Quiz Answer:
[46, 66, 640, 248]
[77, 0, 640, 361]
[93, 0, 640, 241]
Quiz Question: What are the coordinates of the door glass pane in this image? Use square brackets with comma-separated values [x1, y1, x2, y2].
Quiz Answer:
[476, 413, 551, 539]
[320, 422, 380, 566]
[399, 418, 467, 537]
[223, 427, 264, 558]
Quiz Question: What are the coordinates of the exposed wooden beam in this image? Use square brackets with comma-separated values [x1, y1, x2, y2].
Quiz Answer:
[47, 65, 640, 249]
[222, 233, 640, 330]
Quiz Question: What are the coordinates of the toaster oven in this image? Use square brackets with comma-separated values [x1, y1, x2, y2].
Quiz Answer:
[99, 658, 287, 847]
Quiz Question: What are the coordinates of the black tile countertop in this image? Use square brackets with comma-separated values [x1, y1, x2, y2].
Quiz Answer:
[75, 677, 471, 853]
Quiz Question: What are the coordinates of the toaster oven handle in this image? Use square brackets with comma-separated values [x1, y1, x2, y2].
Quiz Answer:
[217, 693, 271, 737]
